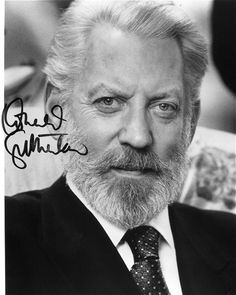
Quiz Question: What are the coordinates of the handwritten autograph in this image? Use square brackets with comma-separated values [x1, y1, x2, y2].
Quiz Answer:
[2, 97, 88, 169]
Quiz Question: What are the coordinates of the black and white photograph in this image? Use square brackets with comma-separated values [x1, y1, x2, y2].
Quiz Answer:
[4, 0, 236, 294]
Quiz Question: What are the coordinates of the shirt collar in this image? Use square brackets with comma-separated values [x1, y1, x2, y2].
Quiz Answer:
[67, 176, 174, 249]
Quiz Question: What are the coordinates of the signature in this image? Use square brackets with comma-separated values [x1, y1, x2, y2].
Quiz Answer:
[2, 97, 88, 169]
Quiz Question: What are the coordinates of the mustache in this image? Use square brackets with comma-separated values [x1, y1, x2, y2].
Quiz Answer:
[88, 146, 179, 175]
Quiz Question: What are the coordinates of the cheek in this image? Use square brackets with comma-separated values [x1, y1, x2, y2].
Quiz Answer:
[152, 121, 184, 161]
[85, 126, 110, 155]
[72, 109, 121, 155]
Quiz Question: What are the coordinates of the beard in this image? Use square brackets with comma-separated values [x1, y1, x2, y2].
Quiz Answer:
[61, 109, 190, 229]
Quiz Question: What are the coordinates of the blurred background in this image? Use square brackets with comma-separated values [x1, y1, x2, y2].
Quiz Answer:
[4, 0, 236, 213]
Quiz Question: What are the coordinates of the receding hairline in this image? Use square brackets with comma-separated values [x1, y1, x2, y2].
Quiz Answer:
[44, 0, 208, 105]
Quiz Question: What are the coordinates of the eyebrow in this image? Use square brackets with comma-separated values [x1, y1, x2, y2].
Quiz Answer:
[148, 87, 183, 102]
[87, 83, 129, 99]
[88, 83, 183, 101]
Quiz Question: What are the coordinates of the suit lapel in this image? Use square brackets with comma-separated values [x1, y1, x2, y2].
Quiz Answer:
[169, 203, 234, 295]
[40, 176, 141, 295]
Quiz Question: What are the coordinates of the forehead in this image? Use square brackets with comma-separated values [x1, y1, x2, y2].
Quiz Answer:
[81, 24, 183, 95]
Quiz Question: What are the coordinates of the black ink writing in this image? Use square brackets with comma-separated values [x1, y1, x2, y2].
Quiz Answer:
[2, 97, 88, 169]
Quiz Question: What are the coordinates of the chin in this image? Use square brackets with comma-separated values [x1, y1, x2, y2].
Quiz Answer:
[81, 174, 178, 229]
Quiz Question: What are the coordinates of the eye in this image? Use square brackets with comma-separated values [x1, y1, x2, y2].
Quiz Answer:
[158, 103, 171, 111]
[102, 97, 115, 105]
[93, 97, 123, 113]
[152, 102, 179, 118]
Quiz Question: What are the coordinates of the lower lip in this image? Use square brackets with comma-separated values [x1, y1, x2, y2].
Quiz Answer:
[111, 168, 146, 178]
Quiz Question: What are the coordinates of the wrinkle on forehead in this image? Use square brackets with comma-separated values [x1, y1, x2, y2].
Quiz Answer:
[79, 23, 184, 101]
[86, 23, 182, 70]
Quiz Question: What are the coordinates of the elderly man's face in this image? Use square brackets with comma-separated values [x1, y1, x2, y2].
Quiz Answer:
[72, 24, 186, 162]
[62, 24, 191, 228]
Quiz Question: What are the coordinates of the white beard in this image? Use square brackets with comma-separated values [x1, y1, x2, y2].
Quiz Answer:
[61, 108, 190, 229]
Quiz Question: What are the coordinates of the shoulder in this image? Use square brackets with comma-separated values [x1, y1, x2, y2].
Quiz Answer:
[5, 176, 68, 236]
[5, 176, 65, 224]
[5, 188, 47, 238]
[171, 202, 236, 223]
[170, 203, 236, 247]
[6, 189, 43, 211]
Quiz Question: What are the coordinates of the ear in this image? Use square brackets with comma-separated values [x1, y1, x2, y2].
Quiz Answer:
[45, 82, 66, 136]
[45, 82, 59, 117]
[189, 100, 200, 142]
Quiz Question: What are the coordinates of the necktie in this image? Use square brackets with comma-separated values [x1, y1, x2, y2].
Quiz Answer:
[124, 226, 170, 295]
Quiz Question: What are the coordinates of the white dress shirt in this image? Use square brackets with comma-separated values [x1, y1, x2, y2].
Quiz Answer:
[67, 177, 183, 295]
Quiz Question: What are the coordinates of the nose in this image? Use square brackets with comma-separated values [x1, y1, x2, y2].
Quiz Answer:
[118, 107, 153, 149]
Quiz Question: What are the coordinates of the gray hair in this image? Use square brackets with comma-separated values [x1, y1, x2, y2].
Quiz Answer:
[44, 0, 208, 105]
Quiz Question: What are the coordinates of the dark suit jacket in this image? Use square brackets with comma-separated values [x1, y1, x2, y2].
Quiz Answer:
[5, 176, 236, 295]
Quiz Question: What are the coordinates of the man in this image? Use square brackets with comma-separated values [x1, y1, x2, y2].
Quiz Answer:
[5, 0, 235, 294]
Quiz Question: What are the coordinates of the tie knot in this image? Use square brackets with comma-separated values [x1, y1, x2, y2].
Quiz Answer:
[124, 226, 160, 262]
